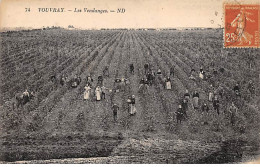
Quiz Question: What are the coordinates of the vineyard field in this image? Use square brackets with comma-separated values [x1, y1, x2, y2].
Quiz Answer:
[0, 28, 259, 163]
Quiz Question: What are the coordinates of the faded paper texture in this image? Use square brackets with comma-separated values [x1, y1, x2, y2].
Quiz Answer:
[1, 0, 224, 29]
[0, 0, 260, 164]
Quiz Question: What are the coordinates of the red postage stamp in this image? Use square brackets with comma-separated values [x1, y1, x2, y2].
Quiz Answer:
[224, 4, 260, 48]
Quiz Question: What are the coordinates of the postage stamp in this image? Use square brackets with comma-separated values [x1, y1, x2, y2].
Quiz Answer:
[224, 4, 260, 48]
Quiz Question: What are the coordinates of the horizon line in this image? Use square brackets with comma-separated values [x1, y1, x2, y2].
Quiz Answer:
[0, 26, 223, 32]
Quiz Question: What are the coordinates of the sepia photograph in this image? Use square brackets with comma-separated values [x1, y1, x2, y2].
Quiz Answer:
[0, 0, 259, 164]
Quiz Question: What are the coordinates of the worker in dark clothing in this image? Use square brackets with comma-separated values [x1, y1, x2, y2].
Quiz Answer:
[213, 96, 220, 115]
[201, 103, 209, 113]
[229, 102, 238, 126]
[233, 83, 241, 97]
[213, 68, 218, 75]
[139, 78, 149, 92]
[139, 78, 145, 88]
[176, 105, 184, 124]
[112, 104, 119, 122]
[184, 90, 190, 101]
[170, 67, 175, 77]
[129, 64, 134, 74]
[192, 91, 200, 109]
[144, 63, 149, 74]
[181, 99, 188, 119]
[144, 78, 149, 87]
[146, 72, 154, 85]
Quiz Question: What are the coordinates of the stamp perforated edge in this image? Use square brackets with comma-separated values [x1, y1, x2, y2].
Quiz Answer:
[223, 2, 260, 48]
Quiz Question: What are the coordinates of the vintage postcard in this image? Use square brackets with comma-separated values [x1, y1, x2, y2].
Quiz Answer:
[0, 0, 259, 164]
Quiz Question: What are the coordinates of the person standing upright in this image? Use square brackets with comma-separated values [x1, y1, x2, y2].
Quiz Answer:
[112, 103, 119, 122]
[229, 102, 238, 126]
[192, 91, 200, 109]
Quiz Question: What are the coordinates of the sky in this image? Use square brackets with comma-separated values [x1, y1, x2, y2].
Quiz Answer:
[0, 0, 258, 29]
